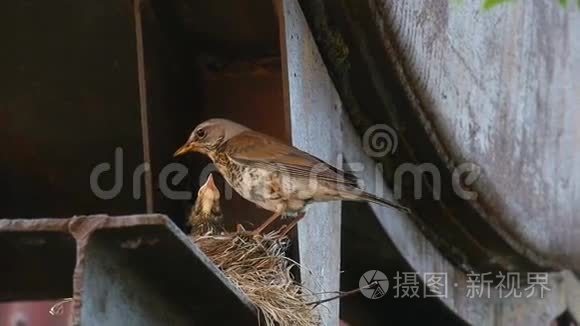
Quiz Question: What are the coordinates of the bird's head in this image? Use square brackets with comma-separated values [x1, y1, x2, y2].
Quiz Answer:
[190, 173, 223, 227]
[197, 173, 220, 212]
[174, 118, 249, 157]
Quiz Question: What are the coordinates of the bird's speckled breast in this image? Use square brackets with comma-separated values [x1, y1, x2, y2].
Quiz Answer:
[211, 152, 306, 213]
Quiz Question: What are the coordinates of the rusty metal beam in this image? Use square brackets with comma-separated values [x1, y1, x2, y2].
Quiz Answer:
[0, 215, 258, 325]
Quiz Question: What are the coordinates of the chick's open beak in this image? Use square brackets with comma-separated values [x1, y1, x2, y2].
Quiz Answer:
[174, 142, 197, 157]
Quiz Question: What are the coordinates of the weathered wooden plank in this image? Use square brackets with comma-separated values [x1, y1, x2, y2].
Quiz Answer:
[297, 0, 580, 323]
[278, 0, 342, 324]
[372, 0, 580, 270]
[300, 0, 551, 275]
[340, 109, 580, 325]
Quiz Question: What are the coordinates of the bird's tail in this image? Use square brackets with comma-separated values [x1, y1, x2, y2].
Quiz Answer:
[362, 191, 410, 213]
[342, 189, 410, 213]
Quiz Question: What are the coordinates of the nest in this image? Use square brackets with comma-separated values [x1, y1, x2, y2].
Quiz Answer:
[193, 231, 320, 326]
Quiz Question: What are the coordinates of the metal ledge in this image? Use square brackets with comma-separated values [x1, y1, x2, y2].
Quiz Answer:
[0, 215, 258, 325]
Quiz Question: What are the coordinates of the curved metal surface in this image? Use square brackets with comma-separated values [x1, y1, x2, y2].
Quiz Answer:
[300, 0, 580, 272]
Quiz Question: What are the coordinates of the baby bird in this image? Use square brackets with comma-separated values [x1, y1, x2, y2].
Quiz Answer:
[189, 174, 223, 235]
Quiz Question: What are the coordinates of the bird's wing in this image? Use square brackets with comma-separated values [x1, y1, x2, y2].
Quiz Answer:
[224, 131, 359, 187]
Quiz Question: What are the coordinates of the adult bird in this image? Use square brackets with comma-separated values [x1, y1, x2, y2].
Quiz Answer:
[175, 118, 409, 235]
[189, 174, 223, 235]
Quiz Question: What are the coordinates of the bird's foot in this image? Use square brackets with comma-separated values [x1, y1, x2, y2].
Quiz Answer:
[236, 224, 246, 233]
[235, 224, 260, 239]
[278, 224, 294, 238]
[273, 225, 294, 240]
[282, 211, 303, 218]
[278, 212, 306, 237]
[236, 224, 255, 235]
[250, 230, 261, 237]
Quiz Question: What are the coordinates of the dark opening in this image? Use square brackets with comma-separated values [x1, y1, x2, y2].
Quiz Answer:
[0, 0, 287, 228]
[340, 202, 469, 325]
[137, 0, 288, 230]
[0, 0, 286, 322]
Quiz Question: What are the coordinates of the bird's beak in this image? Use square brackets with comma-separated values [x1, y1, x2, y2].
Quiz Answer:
[205, 174, 217, 191]
[199, 174, 219, 198]
[174, 142, 197, 157]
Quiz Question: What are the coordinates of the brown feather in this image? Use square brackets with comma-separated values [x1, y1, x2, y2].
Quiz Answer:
[222, 131, 359, 187]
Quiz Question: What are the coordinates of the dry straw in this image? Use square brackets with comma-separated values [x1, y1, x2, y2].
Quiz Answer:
[193, 230, 320, 326]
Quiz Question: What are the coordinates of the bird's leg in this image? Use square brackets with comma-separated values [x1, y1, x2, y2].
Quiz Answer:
[236, 224, 246, 233]
[252, 211, 282, 235]
[279, 212, 306, 237]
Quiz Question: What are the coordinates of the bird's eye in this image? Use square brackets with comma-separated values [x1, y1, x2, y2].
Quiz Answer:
[195, 129, 207, 139]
